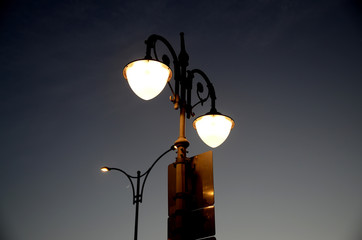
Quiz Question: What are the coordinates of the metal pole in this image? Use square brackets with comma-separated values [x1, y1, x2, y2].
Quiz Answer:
[173, 103, 191, 240]
[171, 33, 191, 240]
[134, 171, 141, 240]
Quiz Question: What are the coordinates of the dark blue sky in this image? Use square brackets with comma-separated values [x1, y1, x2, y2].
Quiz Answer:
[1, 1, 362, 240]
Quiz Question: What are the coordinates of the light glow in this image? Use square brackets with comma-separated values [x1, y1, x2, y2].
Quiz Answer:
[100, 167, 109, 172]
[123, 59, 172, 100]
[193, 114, 234, 148]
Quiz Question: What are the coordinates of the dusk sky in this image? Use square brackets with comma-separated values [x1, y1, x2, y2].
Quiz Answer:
[1, 1, 362, 240]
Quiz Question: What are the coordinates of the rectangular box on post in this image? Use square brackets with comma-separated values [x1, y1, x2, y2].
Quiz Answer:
[168, 151, 216, 240]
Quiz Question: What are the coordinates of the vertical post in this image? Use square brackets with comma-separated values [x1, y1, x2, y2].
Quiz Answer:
[172, 104, 191, 240]
[178, 32, 189, 114]
[171, 32, 191, 240]
[134, 171, 141, 240]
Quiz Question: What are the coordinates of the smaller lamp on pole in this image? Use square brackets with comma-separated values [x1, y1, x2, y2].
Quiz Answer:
[193, 112, 235, 148]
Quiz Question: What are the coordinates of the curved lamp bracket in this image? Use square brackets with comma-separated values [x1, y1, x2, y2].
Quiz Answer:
[143, 34, 219, 120]
[105, 167, 140, 204]
[144, 33, 192, 109]
[187, 69, 218, 118]
[102, 145, 175, 204]
[144, 34, 183, 101]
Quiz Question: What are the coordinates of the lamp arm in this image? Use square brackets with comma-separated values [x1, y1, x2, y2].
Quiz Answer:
[106, 145, 175, 204]
[106, 167, 138, 204]
[139, 145, 175, 201]
[144, 34, 181, 101]
[145, 34, 179, 63]
[188, 69, 218, 116]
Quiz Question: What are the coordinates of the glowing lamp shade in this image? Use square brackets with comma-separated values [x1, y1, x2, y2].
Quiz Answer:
[193, 114, 235, 148]
[123, 59, 172, 100]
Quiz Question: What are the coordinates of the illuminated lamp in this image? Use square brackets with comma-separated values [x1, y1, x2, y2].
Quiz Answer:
[193, 112, 235, 148]
[123, 59, 172, 100]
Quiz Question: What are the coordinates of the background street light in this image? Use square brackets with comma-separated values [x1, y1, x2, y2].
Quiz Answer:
[101, 146, 175, 240]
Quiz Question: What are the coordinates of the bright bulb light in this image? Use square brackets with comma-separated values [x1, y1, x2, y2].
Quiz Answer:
[100, 167, 109, 172]
[123, 59, 172, 100]
[193, 114, 234, 148]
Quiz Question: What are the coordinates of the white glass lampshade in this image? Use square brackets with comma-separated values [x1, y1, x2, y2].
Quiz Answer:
[123, 59, 172, 100]
[193, 113, 235, 148]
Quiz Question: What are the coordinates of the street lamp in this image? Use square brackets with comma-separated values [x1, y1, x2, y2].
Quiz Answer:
[101, 146, 175, 240]
[123, 33, 234, 149]
[122, 32, 235, 240]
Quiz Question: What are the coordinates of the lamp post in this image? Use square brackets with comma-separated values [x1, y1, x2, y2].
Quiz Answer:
[101, 146, 175, 240]
[122, 32, 235, 240]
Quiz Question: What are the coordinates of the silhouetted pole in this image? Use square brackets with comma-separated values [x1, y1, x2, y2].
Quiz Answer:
[134, 171, 140, 240]
[169, 33, 190, 239]
[101, 146, 175, 240]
